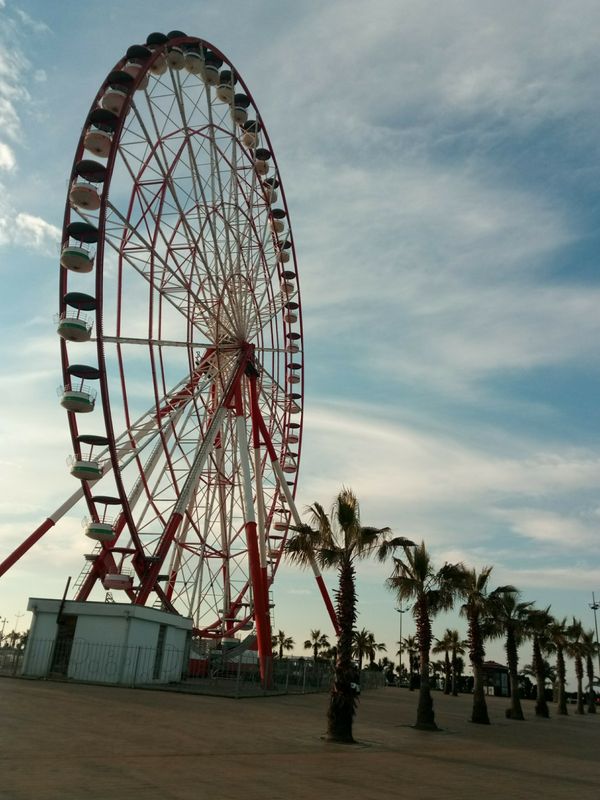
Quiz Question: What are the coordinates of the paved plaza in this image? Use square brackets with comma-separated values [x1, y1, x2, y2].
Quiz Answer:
[1, 676, 599, 799]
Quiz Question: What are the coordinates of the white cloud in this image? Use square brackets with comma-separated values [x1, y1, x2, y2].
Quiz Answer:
[0, 141, 15, 171]
[14, 212, 60, 254]
[14, 8, 51, 35]
[497, 508, 597, 548]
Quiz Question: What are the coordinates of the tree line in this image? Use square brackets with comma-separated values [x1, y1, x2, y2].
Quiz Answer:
[282, 487, 598, 743]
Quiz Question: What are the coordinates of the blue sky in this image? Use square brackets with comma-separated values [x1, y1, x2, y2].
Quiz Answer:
[1, 0, 599, 678]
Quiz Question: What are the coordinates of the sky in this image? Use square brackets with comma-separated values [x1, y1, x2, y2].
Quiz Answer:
[1, 0, 600, 683]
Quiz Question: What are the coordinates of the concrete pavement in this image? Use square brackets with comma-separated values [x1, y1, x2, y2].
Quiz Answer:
[1, 677, 598, 799]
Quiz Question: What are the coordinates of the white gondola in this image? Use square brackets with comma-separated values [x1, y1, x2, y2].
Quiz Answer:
[282, 458, 297, 473]
[166, 47, 184, 69]
[184, 50, 203, 74]
[59, 385, 97, 413]
[283, 311, 298, 324]
[68, 457, 103, 481]
[201, 63, 219, 86]
[263, 185, 278, 203]
[84, 128, 113, 158]
[60, 245, 94, 273]
[232, 102, 248, 125]
[281, 281, 297, 299]
[273, 517, 288, 531]
[101, 87, 128, 114]
[270, 217, 285, 234]
[69, 181, 101, 211]
[216, 82, 234, 103]
[287, 374, 301, 384]
[286, 343, 300, 354]
[84, 521, 115, 542]
[242, 130, 257, 147]
[277, 249, 290, 263]
[255, 159, 269, 176]
[123, 61, 149, 90]
[102, 573, 134, 590]
[149, 54, 167, 75]
[286, 432, 300, 444]
[56, 311, 93, 342]
[287, 402, 301, 415]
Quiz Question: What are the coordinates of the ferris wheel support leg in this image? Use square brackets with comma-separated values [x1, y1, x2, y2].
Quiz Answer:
[235, 401, 272, 687]
[0, 487, 86, 579]
[248, 373, 269, 591]
[256, 414, 341, 637]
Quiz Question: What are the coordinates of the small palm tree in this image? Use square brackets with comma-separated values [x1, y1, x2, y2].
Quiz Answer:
[487, 588, 532, 720]
[402, 634, 418, 690]
[580, 629, 597, 714]
[525, 606, 553, 718]
[432, 631, 453, 695]
[447, 630, 466, 696]
[547, 617, 569, 715]
[566, 618, 585, 715]
[457, 565, 511, 725]
[304, 629, 330, 665]
[272, 630, 294, 660]
[385, 541, 462, 730]
[352, 628, 372, 673]
[287, 487, 408, 743]
[366, 633, 386, 668]
[352, 629, 386, 672]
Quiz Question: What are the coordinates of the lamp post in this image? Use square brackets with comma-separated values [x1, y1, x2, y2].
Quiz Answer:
[396, 606, 408, 678]
[590, 592, 600, 675]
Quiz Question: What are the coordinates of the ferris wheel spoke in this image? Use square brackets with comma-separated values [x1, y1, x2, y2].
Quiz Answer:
[170, 71, 231, 287]
[127, 94, 234, 333]
[98, 334, 212, 350]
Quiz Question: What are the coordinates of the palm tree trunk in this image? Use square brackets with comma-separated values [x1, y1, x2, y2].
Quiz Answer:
[444, 651, 451, 695]
[326, 558, 357, 743]
[532, 637, 549, 718]
[451, 649, 458, 696]
[586, 654, 596, 714]
[505, 628, 524, 720]
[556, 646, 568, 715]
[575, 656, 585, 715]
[415, 596, 437, 730]
[468, 610, 490, 725]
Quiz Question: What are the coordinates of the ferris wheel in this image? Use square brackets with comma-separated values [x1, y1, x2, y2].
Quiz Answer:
[0, 31, 338, 668]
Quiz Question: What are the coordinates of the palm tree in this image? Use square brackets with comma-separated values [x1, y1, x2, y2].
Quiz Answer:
[304, 629, 330, 665]
[366, 633, 387, 668]
[453, 655, 465, 692]
[385, 541, 462, 730]
[581, 629, 597, 714]
[432, 631, 453, 695]
[547, 617, 569, 715]
[566, 618, 585, 715]
[525, 606, 553, 718]
[402, 634, 418, 690]
[447, 629, 466, 696]
[352, 628, 373, 673]
[457, 565, 511, 725]
[487, 589, 532, 721]
[272, 630, 294, 660]
[286, 487, 409, 743]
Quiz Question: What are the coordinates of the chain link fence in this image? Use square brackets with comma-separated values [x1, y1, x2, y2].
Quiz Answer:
[1, 637, 385, 697]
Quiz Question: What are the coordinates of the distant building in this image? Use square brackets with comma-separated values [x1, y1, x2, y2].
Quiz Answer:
[481, 660, 510, 697]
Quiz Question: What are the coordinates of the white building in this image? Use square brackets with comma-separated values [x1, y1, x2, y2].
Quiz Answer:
[22, 598, 192, 685]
